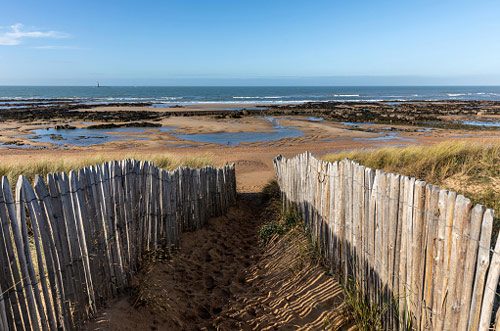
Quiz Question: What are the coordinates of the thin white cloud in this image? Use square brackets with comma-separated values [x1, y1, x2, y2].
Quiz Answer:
[0, 23, 69, 46]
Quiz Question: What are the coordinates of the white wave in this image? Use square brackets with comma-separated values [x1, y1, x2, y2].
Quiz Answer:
[341, 99, 384, 102]
[232, 96, 284, 99]
[166, 99, 319, 105]
[447, 93, 466, 97]
[160, 96, 183, 100]
[333, 94, 359, 97]
[179, 99, 387, 104]
[101, 97, 155, 101]
[0, 96, 82, 101]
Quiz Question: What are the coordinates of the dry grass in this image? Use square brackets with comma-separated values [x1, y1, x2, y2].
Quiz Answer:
[324, 140, 500, 328]
[324, 140, 500, 226]
[0, 153, 214, 184]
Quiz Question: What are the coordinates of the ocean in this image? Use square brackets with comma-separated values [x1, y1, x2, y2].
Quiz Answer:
[1, 86, 500, 107]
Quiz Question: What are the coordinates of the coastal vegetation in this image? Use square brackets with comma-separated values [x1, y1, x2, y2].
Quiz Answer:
[0, 153, 214, 184]
[258, 180, 301, 243]
[324, 140, 500, 226]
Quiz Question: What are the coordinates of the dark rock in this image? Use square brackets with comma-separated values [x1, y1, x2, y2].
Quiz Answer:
[49, 134, 64, 140]
[54, 124, 76, 130]
[86, 122, 162, 129]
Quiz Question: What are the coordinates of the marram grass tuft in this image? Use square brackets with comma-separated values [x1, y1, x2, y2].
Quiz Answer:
[0, 153, 214, 185]
[324, 140, 500, 228]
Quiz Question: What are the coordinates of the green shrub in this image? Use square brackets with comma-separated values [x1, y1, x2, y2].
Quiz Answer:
[259, 222, 286, 243]
[259, 209, 301, 243]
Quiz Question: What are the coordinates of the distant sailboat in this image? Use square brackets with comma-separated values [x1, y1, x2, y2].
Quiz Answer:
[96, 81, 100, 87]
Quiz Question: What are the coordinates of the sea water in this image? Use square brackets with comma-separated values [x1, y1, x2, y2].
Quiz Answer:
[1, 86, 500, 108]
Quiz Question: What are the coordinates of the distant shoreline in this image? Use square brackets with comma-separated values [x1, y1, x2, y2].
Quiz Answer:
[2, 98, 500, 111]
[1, 100, 499, 131]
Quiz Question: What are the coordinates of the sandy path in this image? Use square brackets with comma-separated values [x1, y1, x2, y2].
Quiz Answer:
[84, 191, 350, 330]
[214, 227, 351, 330]
[85, 194, 264, 330]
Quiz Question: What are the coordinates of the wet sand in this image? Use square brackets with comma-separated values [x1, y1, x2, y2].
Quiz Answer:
[1, 101, 499, 193]
[2, 100, 500, 125]
[1, 112, 498, 192]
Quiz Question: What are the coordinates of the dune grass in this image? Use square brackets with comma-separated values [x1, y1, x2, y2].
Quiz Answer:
[0, 153, 214, 185]
[324, 140, 500, 227]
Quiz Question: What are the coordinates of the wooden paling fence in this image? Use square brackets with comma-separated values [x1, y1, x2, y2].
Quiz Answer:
[0, 160, 236, 330]
[274, 152, 499, 330]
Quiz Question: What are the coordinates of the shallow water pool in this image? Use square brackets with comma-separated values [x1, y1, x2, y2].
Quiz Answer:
[27, 126, 175, 146]
[306, 117, 324, 122]
[353, 132, 416, 142]
[173, 118, 303, 146]
[462, 120, 500, 128]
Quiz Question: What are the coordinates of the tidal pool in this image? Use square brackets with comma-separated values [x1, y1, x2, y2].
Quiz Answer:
[462, 120, 500, 128]
[173, 118, 304, 146]
[24, 119, 303, 147]
[353, 132, 416, 142]
[342, 121, 373, 127]
[307, 117, 324, 122]
[27, 126, 175, 147]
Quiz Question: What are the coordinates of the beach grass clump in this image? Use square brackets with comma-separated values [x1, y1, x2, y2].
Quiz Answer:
[341, 278, 386, 331]
[259, 207, 300, 243]
[323, 140, 500, 225]
[323, 140, 499, 183]
[0, 153, 214, 184]
[259, 180, 301, 243]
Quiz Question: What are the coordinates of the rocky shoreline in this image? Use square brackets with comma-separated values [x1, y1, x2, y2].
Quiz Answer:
[264, 100, 500, 126]
[0, 102, 157, 122]
[1, 100, 499, 129]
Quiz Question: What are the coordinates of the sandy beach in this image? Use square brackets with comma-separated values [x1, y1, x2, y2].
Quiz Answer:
[2, 0, 500, 327]
[1, 101, 499, 192]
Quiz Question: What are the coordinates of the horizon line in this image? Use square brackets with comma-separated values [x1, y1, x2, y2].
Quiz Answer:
[2, 84, 500, 87]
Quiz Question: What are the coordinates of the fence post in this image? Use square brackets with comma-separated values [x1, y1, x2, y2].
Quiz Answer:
[273, 152, 497, 331]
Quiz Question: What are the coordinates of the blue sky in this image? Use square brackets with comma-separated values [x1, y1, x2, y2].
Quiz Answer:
[1, 0, 500, 85]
